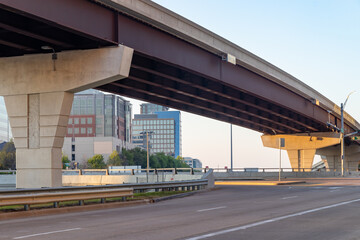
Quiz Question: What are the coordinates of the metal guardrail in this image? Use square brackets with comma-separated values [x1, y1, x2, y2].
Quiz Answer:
[212, 167, 351, 173]
[0, 179, 208, 211]
[0, 188, 133, 210]
[63, 168, 207, 175]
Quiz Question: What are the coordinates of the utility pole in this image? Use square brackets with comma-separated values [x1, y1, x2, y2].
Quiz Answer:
[146, 131, 149, 183]
[230, 124, 233, 171]
[340, 91, 355, 177]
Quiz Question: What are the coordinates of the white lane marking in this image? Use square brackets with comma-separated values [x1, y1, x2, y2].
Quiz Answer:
[282, 196, 298, 200]
[330, 190, 340, 192]
[329, 187, 343, 190]
[13, 228, 81, 239]
[197, 206, 227, 212]
[186, 198, 360, 240]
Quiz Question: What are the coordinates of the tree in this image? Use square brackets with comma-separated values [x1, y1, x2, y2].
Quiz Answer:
[87, 154, 106, 169]
[107, 150, 123, 166]
[62, 154, 70, 169]
[0, 141, 16, 170]
[120, 148, 134, 166]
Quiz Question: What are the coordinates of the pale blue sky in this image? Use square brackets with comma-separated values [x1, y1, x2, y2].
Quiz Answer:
[129, 0, 360, 169]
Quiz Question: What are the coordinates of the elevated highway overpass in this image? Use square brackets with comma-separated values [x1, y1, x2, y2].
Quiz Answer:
[0, 0, 359, 188]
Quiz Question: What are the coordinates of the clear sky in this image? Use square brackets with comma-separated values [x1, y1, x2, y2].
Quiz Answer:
[126, 0, 360, 169]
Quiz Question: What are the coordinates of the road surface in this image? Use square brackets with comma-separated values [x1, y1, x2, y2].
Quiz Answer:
[1, 180, 360, 240]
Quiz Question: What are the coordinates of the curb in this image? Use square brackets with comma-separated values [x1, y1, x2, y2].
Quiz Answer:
[152, 191, 198, 203]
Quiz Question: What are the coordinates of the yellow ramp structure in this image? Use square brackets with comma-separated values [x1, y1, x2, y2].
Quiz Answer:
[262, 132, 340, 171]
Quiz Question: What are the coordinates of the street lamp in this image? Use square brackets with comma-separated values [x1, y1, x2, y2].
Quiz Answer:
[141, 131, 154, 182]
[230, 124, 233, 171]
[340, 91, 355, 177]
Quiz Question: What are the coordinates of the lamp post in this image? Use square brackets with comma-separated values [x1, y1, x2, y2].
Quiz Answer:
[146, 131, 149, 182]
[230, 124, 233, 171]
[340, 91, 355, 177]
[141, 131, 153, 183]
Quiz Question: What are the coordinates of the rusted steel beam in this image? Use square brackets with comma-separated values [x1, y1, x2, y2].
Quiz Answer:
[110, 80, 286, 134]
[127, 72, 302, 133]
[98, 83, 271, 133]
[0, 22, 73, 48]
[0, 0, 117, 44]
[131, 63, 319, 132]
[0, 39, 35, 51]
[115, 14, 331, 130]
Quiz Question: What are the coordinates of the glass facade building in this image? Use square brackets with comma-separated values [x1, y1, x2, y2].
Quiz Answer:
[184, 157, 202, 168]
[132, 110, 181, 158]
[140, 103, 169, 114]
[67, 89, 132, 141]
[0, 97, 11, 142]
[64, 90, 133, 164]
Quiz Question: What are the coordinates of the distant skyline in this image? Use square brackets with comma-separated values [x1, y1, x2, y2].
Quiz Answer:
[135, 0, 359, 169]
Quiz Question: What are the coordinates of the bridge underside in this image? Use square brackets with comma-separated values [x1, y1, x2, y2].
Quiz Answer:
[98, 52, 329, 135]
[1, 0, 358, 189]
[0, 0, 348, 134]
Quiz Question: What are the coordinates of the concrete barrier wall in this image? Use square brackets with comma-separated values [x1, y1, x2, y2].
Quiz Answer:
[62, 174, 202, 186]
[213, 171, 360, 179]
[0, 175, 16, 185]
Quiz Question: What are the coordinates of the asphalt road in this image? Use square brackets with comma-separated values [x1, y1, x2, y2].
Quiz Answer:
[1, 181, 360, 240]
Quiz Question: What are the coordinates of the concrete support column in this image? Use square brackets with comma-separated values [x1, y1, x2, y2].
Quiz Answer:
[287, 149, 316, 171]
[317, 144, 360, 172]
[262, 132, 340, 171]
[0, 45, 134, 188]
[5, 92, 73, 188]
[320, 155, 339, 171]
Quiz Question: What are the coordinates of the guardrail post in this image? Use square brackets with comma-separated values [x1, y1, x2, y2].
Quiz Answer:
[79, 200, 84, 206]
[106, 169, 109, 175]
[79, 169, 82, 175]
[191, 168, 194, 175]
[101, 198, 105, 204]
[53, 202, 59, 208]
[122, 197, 126, 202]
[131, 169, 135, 175]
[182, 186, 185, 191]
[174, 168, 177, 174]
[24, 204, 30, 211]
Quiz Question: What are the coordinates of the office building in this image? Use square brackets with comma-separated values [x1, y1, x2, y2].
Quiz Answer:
[62, 90, 133, 166]
[184, 157, 202, 168]
[132, 106, 181, 158]
[0, 97, 11, 143]
[140, 103, 169, 114]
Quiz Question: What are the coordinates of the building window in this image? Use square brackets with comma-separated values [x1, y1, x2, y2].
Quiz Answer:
[96, 127, 103, 134]
[81, 118, 86, 124]
[67, 128, 73, 134]
[72, 144, 75, 152]
[68, 118, 72, 124]
[74, 118, 79, 124]
[81, 128, 86, 134]
[87, 128, 93, 134]
[74, 128, 79, 134]
[72, 154, 75, 161]
[87, 117, 93, 124]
